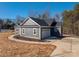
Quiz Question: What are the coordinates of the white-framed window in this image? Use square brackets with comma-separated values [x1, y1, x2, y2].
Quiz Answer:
[33, 28, 37, 35]
[22, 28, 24, 34]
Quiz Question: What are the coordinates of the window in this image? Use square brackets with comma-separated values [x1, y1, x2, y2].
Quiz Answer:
[33, 28, 37, 35]
[22, 28, 24, 34]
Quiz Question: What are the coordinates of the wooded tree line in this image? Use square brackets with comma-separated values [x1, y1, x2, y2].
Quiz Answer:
[0, 19, 15, 30]
[0, 16, 25, 30]
[63, 4, 79, 36]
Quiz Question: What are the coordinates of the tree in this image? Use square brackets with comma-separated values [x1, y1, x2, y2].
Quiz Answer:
[41, 11, 50, 20]
[37, 10, 50, 20]
[0, 19, 3, 31]
[2, 19, 15, 29]
[74, 4, 79, 22]
[28, 10, 39, 18]
[63, 4, 79, 35]
[16, 15, 25, 25]
[54, 14, 63, 22]
[63, 10, 74, 34]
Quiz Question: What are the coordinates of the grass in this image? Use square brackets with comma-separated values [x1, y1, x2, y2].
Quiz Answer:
[0, 31, 56, 57]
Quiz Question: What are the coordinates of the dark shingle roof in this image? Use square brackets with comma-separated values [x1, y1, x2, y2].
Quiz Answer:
[21, 17, 62, 27]
[30, 17, 62, 27]
[44, 19, 53, 26]
[30, 17, 48, 26]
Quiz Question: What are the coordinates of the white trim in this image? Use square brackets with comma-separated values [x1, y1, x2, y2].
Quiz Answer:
[20, 17, 40, 26]
[20, 17, 29, 25]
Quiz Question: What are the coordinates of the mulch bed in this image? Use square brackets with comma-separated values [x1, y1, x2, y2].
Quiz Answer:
[14, 35, 47, 42]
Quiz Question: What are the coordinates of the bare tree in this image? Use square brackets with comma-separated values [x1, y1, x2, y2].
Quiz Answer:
[16, 15, 25, 25]
[0, 19, 3, 31]
[28, 10, 38, 18]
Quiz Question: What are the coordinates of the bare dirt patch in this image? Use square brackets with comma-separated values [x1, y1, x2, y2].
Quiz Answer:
[0, 31, 56, 57]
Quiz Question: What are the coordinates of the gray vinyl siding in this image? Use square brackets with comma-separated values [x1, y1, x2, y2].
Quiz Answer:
[20, 27, 40, 39]
[15, 27, 21, 35]
[19, 18, 41, 39]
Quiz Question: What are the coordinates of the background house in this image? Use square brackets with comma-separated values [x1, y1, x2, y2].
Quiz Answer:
[15, 17, 62, 40]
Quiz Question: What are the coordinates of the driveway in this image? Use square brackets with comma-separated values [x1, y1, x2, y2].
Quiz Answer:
[49, 36, 79, 57]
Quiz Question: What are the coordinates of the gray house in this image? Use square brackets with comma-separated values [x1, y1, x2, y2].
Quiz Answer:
[15, 17, 62, 40]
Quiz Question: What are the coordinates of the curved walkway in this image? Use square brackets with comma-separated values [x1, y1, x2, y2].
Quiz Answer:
[8, 35, 52, 44]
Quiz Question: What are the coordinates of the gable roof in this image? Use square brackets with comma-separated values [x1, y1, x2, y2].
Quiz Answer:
[20, 17, 48, 26]
[30, 17, 48, 26]
[20, 18, 29, 26]
[20, 17, 62, 27]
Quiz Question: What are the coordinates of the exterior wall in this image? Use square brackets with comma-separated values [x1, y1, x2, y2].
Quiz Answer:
[20, 27, 40, 39]
[41, 28, 50, 39]
[19, 17, 41, 39]
[15, 27, 21, 35]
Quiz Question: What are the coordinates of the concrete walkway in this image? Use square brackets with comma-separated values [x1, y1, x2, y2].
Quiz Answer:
[8, 35, 52, 44]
